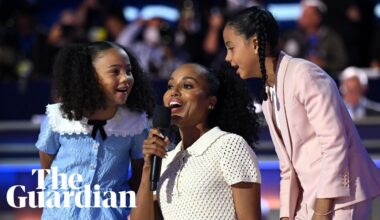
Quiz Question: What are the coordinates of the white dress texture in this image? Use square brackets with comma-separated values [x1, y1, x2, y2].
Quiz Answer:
[157, 126, 261, 220]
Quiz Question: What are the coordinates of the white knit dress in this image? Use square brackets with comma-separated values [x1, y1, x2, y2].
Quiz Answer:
[157, 127, 261, 220]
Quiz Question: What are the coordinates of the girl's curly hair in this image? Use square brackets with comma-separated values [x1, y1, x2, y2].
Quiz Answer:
[206, 66, 260, 147]
[52, 41, 155, 120]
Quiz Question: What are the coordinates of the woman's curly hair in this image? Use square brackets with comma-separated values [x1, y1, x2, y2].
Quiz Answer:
[206, 67, 260, 147]
[52, 41, 155, 120]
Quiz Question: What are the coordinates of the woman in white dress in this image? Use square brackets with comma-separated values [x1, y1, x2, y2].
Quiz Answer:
[131, 63, 262, 220]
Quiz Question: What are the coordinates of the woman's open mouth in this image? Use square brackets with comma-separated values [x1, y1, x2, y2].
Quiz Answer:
[169, 100, 183, 113]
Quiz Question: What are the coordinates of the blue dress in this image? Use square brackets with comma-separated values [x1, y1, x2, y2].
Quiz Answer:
[35, 103, 149, 219]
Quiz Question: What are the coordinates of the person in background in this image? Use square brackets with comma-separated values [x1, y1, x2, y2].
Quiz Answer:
[0, 4, 51, 81]
[339, 66, 380, 121]
[281, 0, 347, 78]
[323, 0, 375, 67]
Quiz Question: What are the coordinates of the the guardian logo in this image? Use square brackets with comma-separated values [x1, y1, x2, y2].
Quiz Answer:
[6, 167, 136, 208]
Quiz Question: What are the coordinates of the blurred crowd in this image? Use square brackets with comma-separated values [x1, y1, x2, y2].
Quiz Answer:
[1, 0, 380, 79]
[0, 0, 380, 120]
[0, 0, 235, 81]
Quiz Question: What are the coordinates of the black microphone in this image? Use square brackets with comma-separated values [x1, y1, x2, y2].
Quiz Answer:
[150, 105, 171, 191]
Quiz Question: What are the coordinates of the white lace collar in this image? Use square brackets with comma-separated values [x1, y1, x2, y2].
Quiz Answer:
[46, 103, 149, 137]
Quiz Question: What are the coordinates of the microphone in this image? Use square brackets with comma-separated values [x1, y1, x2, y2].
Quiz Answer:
[150, 105, 171, 191]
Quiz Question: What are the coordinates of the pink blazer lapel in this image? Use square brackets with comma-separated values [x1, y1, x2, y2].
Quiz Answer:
[262, 52, 293, 162]
[276, 52, 293, 159]
[262, 99, 287, 160]
[263, 95, 299, 220]
[277, 52, 303, 220]
[263, 52, 300, 219]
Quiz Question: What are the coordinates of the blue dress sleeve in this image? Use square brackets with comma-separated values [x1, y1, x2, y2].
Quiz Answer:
[35, 116, 60, 154]
[130, 127, 149, 159]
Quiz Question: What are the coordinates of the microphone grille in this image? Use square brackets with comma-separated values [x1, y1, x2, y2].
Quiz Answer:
[152, 105, 171, 128]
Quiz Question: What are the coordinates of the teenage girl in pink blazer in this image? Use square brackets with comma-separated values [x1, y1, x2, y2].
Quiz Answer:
[223, 6, 380, 220]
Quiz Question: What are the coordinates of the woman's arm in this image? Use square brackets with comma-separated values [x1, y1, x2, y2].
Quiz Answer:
[130, 165, 157, 220]
[232, 182, 261, 220]
[129, 159, 144, 192]
[130, 128, 168, 220]
[38, 151, 55, 177]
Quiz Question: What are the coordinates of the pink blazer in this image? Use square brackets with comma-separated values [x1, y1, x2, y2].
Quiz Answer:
[262, 52, 380, 219]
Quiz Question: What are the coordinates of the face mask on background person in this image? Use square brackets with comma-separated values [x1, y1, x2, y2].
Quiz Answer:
[144, 26, 161, 46]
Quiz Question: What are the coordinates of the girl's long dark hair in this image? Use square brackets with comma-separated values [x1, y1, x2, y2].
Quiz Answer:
[226, 6, 279, 100]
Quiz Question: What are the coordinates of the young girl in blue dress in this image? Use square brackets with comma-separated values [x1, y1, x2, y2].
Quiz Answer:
[35, 41, 155, 219]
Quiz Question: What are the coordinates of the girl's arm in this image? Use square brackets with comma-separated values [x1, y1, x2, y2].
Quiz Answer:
[232, 182, 261, 220]
[38, 151, 55, 177]
[312, 198, 334, 220]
